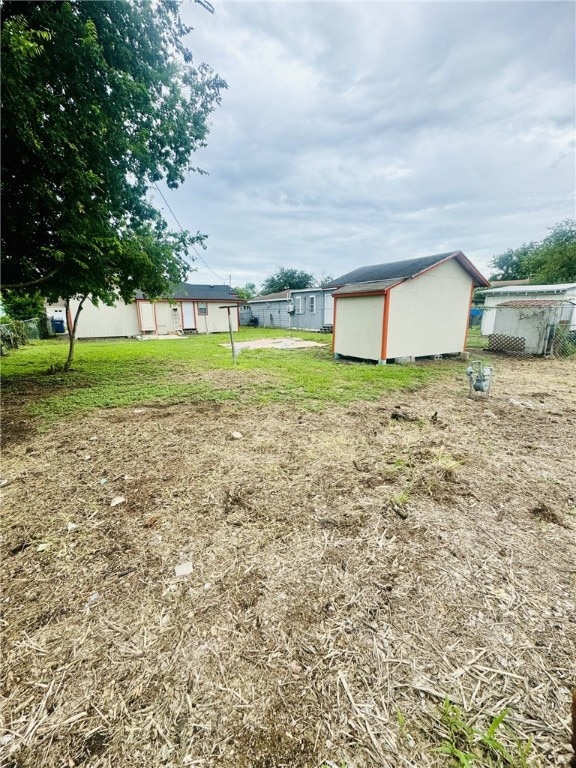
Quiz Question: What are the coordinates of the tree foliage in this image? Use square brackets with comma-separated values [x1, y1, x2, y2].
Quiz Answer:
[490, 219, 576, 284]
[1, 290, 46, 322]
[261, 268, 315, 295]
[233, 282, 257, 301]
[528, 219, 576, 284]
[1, 0, 225, 368]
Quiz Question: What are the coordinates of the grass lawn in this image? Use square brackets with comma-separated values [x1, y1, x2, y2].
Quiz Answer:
[466, 325, 489, 350]
[1, 328, 463, 423]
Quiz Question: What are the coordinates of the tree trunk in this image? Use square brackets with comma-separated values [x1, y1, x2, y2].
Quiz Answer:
[63, 296, 86, 372]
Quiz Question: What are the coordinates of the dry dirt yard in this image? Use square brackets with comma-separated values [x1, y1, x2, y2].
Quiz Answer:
[1, 355, 575, 767]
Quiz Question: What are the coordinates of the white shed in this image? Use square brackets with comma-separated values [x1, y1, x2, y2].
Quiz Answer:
[480, 283, 576, 335]
[488, 299, 576, 355]
[330, 251, 489, 364]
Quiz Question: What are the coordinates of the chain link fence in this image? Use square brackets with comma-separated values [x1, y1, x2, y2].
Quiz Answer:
[0, 317, 42, 352]
[468, 301, 576, 358]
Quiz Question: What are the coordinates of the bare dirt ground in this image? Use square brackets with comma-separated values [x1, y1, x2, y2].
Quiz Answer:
[1, 355, 575, 767]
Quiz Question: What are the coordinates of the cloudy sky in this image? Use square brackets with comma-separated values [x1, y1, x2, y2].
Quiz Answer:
[154, 0, 575, 289]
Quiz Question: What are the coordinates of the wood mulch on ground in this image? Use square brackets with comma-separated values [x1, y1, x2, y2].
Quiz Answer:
[1, 355, 575, 767]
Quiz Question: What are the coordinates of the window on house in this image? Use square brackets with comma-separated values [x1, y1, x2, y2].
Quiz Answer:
[309, 295, 316, 314]
[197, 302, 208, 315]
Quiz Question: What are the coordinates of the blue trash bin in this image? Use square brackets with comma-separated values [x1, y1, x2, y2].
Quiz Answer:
[51, 317, 66, 334]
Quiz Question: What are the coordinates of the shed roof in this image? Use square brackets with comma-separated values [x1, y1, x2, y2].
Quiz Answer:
[325, 251, 489, 289]
[135, 283, 241, 301]
[332, 279, 400, 296]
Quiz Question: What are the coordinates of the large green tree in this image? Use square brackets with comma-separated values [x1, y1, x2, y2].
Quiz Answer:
[490, 219, 576, 284]
[1, 0, 225, 369]
[527, 219, 576, 284]
[233, 282, 257, 301]
[261, 268, 315, 294]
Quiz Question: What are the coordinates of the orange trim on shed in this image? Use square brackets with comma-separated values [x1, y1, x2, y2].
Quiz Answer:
[331, 297, 338, 352]
[380, 289, 392, 360]
[463, 281, 475, 351]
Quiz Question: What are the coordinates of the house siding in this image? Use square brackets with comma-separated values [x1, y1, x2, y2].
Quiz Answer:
[248, 300, 291, 329]
[48, 295, 238, 338]
[192, 302, 238, 334]
[290, 289, 334, 330]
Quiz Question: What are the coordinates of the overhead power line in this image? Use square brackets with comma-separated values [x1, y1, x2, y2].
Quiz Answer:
[152, 182, 227, 284]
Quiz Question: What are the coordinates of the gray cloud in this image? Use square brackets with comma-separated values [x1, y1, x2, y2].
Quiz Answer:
[158, 1, 575, 286]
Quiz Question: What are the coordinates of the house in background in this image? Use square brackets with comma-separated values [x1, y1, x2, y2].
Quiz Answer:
[289, 287, 334, 331]
[245, 287, 334, 331]
[488, 299, 576, 355]
[480, 283, 576, 335]
[329, 251, 489, 364]
[47, 284, 241, 338]
[246, 291, 292, 329]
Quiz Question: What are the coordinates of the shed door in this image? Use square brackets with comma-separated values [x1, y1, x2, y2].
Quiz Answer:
[139, 302, 156, 332]
[182, 301, 196, 330]
[324, 294, 334, 325]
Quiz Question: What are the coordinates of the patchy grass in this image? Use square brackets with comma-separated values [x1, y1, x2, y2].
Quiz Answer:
[434, 699, 533, 767]
[1, 329, 460, 424]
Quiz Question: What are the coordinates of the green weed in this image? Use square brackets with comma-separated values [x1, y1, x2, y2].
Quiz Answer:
[390, 490, 411, 508]
[436, 699, 533, 767]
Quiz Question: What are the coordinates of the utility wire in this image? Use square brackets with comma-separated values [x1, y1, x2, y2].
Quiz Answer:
[152, 182, 228, 284]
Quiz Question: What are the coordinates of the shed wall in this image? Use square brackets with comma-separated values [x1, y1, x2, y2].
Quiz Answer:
[492, 304, 574, 354]
[334, 295, 384, 360]
[386, 258, 471, 358]
[71, 298, 140, 339]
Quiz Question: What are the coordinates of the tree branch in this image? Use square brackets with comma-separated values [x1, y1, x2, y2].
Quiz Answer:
[1, 266, 63, 290]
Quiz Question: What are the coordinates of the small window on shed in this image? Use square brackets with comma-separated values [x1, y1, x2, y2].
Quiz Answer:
[197, 302, 208, 315]
[309, 295, 316, 314]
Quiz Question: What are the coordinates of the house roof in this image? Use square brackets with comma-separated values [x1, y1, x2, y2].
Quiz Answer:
[135, 283, 241, 301]
[332, 279, 400, 296]
[325, 251, 489, 289]
[483, 283, 576, 296]
[248, 290, 291, 303]
[290, 287, 331, 294]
